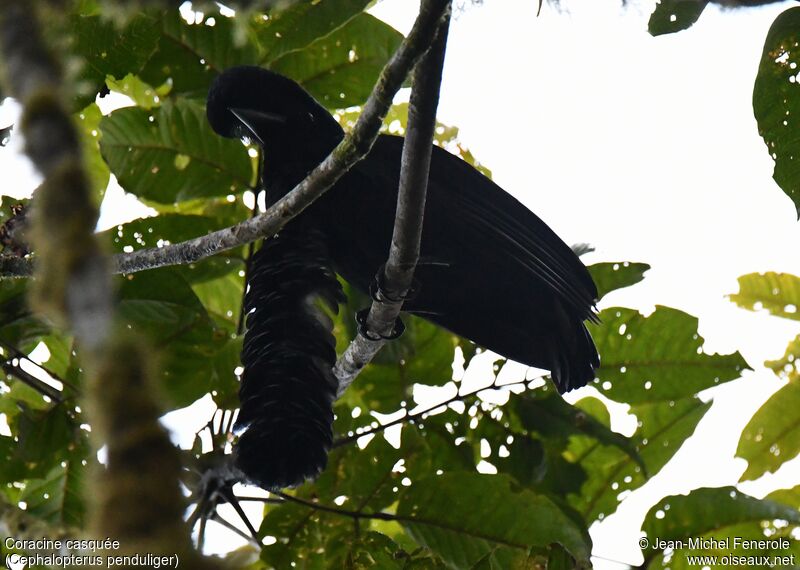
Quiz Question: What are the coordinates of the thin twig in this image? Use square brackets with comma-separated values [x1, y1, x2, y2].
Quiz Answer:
[334, 4, 452, 395]
[333, 377, 531, 448]
[274, 491, 398, 522]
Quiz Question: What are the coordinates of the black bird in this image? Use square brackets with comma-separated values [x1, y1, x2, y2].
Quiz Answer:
[206, 66, 599, 489]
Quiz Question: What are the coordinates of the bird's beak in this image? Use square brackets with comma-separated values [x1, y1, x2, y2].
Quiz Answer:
[229, 107, 288, 146]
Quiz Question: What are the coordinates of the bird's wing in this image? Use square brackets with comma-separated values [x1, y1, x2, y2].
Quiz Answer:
[362, 135, 598, 320]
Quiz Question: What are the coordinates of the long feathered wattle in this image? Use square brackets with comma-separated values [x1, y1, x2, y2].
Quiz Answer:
[234, 224, 345, 490]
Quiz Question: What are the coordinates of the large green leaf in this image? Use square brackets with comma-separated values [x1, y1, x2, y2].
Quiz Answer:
[512, 389, 644, 473]
[642, 487, 800, 569]
[588, 261, 650, 302]
[18, 459, 88, 527]
[6, 405, 82, 483]
[396, 473, 592, 568]
[259, 499, 353, 569]
[100, 99, 253, 203]
[69, 12, 161, 105]
[258, 0, 372, 64]
[312, 437, 405, 513]
[270, 13, 404, 108]
[730, 272, 800, 321]
[648, 0, 709, 37]
[591, 306, 750, 404]
[139, 10, 260, 99]
[117, 269, 226, 408]
[569, 397, 710, 522]
[737, 376, 800, 481]
[754, 7, 800, 217]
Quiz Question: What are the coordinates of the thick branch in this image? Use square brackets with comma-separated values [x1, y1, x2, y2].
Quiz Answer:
[334, 5, 452, 395]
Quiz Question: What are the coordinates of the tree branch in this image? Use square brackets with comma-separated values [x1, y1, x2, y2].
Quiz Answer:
[334, 4, 452, 395]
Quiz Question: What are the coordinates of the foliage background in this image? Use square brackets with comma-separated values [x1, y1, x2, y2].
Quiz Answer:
[2, 0, 800, 568]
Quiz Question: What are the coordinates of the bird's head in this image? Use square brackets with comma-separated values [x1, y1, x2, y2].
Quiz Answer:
[207, 66, 343, 161]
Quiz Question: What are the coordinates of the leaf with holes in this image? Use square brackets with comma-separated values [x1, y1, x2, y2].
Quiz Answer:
[754, 7, 800, 217]
[259, 499, 353, 569]
[100, 99, 253, 203]
[737, 377, 800, 481]
[641, 487, 800, 569]
[397, 473, 592, 568]
[730, 272, 800, 321]
[312, 437, 405, 513]
[512, 389, 644, 474]
[590, 306, 750, 404]
[588, 261, 650, 301]
[270, 13, 403, 108]
[569, 397, 710, 522]
[648, 0, 709, 37]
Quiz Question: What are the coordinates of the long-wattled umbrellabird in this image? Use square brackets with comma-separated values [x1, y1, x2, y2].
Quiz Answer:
[206, 66, 600, 490]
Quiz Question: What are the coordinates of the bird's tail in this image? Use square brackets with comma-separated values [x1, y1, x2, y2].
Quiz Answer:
[235, 224, 344, 490]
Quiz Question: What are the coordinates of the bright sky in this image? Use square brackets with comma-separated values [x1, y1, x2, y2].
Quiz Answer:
[2, 0, 800, 567]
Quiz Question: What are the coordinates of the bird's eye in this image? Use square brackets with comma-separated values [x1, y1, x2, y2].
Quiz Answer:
[307, 112, 315, 123]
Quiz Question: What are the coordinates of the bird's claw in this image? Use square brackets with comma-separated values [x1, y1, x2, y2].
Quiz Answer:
[356, 308, 405, 341]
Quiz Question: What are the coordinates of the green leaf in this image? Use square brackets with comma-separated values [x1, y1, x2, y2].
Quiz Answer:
[642, 487, 800, 569]
[139, 10, 260, 99]
[512, 389, 645, 474]
[767, 485, 800, 509]
[69, 12, 161, 105]
[737, 376, 800, 481]
[648, 0, 709, 37]
[766, 334, 800, 379]
[312, 437, 404, 512]
[208, 336, 242, 409]
[588, 261, 650, 301]
[730, 272, 800, 321]
[192, 270, 244, 328]
[11, 405, 80, 482]
[18, 459, 88, 527]
[331, 531, 406, 569]
[99, 99, 253, 203]
[75, 103, 110, 204]
[270, 13, 403, 108]
[117, 269, 226, 408]
[569, 397, 710, 521]
[106, 73, 162, 109]
[591, 306, 750, 404]
[396, 473, 592, 568]
[258, 0, 371, 64]
[259, 499, 352, 569]
[754, 7, 800, 217]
